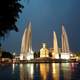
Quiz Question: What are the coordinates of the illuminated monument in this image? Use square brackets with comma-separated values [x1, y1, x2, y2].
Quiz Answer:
[61, 24, 70, 59]
[61, 24, 69, 53]
[40, 43, 49, 57]
[20, 22, 70, 60]
[52, 24, 70, 59]
[20, 22, 34, 60]
[52, 32, 59, 59]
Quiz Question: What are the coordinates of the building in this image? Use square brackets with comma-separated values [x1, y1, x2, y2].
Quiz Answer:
[40, 43, 49, 57]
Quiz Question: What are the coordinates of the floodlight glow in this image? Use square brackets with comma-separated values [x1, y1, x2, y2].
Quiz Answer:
[20, 54, 23, 60]
[70, 54, 73, 57]
[61, 53, 70, 59]
[13, 52, 16, 56]
[26, 55, 31, 60]
[26, 52, 34, 60]
[43, 43, 46, 48]
[55, 54, 59, 59]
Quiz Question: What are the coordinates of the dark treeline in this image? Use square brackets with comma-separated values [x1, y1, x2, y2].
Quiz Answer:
[1, 51, 13, 59]
[34, 51, 40, 58]
[0, 0, 23, 44]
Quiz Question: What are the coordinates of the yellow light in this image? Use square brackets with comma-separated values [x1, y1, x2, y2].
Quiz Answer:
[55, 54, 59, 59]
[40, 64, 49, 80]
[70, 54, 73, 57]
[52, 63, 59, 80]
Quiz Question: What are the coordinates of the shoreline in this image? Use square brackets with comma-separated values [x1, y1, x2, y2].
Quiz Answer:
[0, 58, 79, 64]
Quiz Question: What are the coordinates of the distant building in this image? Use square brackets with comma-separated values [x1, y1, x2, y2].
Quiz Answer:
[40, 43, 49, 57]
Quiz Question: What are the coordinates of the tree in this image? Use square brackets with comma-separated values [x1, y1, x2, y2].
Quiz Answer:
[1, 51, 13, 59]
[0, 0, 23, 38]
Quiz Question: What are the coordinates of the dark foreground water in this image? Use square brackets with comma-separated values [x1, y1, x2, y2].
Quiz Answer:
[0, 63, 80, 80]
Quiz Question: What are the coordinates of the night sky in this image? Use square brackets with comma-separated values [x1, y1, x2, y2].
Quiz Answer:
[2, 0, 80, 53]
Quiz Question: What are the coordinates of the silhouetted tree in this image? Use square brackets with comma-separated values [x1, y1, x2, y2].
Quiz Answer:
[37, 51, 40, 57]
[0, 0, 23, 38]
[34, 51, 40, 58]
[49, 52, 52, 57]
[34, 52, 37, 58]
[1, 51, 13, 59]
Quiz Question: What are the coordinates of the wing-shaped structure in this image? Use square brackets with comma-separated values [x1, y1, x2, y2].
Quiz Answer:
[53, 32, 59, 54]
[52, 31, 59, 59]
[61, 24, 70, 59]
[62, 24, 69, 53]
[20, 22, 33, 60]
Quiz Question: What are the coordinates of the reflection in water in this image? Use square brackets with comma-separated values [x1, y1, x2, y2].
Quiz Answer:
[12, 64, 18, 73]
[19, 63, 79, 80]
[40, 64, 49, 80]
[52, 63, 59, 80]
[12, 64, 19, 80]
[20, 64, 34, 80]
[20, 64, 24, 80]
[71, 63, 80, 80]
[34, 64, 41, 80]
[12, 64, 15, 74]
[61, 63, 71, 80]
[26, 64, 34, 79]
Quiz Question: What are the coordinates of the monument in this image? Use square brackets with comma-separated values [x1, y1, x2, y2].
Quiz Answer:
[20, 22, 70, 61]
[40, 43, 49, 57]
[52, 31, 59, 59]
[61, 24, 70, 59]
[20, 22, 34, 60]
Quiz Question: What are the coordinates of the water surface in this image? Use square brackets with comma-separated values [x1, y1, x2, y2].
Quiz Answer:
[0, 63, 80, 80]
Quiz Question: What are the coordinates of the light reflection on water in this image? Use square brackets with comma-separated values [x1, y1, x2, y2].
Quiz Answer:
[20, 64, 34, 80]
[0, 63, 80, 80]
[19, 63, 78, 80]
[52, 63, 59, 80]
[61, 63, 71, 80]
[40, 64, 49, 80]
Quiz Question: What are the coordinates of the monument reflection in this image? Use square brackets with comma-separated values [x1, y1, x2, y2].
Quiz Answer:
[52, 63, 59, 80]
[20, 64, 34, 80]
[40, 64, 49, 80]
[19, 63, 75, 80]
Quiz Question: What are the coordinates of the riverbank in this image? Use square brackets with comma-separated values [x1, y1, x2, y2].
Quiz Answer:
[0, 57, 79, 64]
